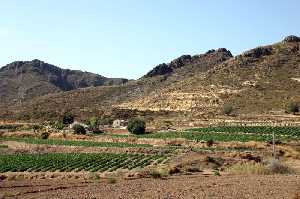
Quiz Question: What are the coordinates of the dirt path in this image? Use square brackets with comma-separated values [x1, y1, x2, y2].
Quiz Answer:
[1, 175, 299, 199]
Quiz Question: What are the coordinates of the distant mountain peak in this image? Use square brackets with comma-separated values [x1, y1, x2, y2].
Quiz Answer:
[0, 60, 128, 102]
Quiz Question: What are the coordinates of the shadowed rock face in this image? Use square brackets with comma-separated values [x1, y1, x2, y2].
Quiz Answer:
[0, 59, 128, 102]
[144, 63, 173, 78]
[144, 48, 233, 78]
[243, 47, 273, 58]
[283, 35, 300, 43]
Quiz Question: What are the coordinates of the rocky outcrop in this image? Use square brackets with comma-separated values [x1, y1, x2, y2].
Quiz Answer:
[283, 35, 300, 43]
[243, 47, 272, 58]
[169, 55, 192, 68]
[144, 63, 173, 78]
[143, 49, 233, 78]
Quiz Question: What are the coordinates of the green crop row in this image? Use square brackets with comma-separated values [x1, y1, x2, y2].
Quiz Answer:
[0, 153, 165, 173]
[137, 131, 296, 142]
[189, 126, 300, 137]
[0, 137, 152, 148]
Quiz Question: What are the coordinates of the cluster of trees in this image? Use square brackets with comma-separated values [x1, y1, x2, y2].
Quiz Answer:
[51, 113, 147, 135]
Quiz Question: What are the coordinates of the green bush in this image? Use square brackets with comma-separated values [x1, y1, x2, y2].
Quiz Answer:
[53, 121, 64, 130]
[87, 117, 98, 128]
[72, 124, 86, 135]
[63, 112, 74, 125]
[127, 118, 146, 135]
[99, 118, 114, 126]
[287, 102, 299, 115]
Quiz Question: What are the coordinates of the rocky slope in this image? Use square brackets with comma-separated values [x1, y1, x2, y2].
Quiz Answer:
[118, 36, 300, 116]
[0, 36, 299, 122]
[0, 59, 128, 103]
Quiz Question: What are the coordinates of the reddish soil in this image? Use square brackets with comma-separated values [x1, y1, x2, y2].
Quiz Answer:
[0, 175, 299, 199]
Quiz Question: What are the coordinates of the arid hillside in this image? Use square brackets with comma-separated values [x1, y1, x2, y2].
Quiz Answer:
[0, 36, 299, 123]
[0, 59, 128, 103]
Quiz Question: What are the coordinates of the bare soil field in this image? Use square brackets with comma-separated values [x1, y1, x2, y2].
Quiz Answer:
[1, 175, 299, 199]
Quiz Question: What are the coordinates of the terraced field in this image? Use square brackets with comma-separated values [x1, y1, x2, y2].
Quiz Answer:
[0, 153, 166, 172]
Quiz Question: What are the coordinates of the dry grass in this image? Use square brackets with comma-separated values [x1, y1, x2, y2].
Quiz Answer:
[227, 160, 295, 175]
[227, 162, 270, 175]
[266, 159, 295, 174]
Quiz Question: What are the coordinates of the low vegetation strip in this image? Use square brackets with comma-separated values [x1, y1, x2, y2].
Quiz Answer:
[0, 137, 152, 148]
[0, 153, 165, 172]
[138, 131, 296, 142]
[189, 126, 300, 137]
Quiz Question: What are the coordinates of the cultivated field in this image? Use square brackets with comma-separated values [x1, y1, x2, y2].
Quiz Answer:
[1, 122, 300, 198]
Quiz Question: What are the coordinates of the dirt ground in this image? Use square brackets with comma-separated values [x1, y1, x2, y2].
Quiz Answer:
[0, 174, 299, 199]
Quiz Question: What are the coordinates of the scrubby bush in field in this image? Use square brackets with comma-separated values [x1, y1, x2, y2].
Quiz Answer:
[40, 132, 50, 139]
[87, 117, 98, 128]
[73, 124, 86, 135]
[99, 118, 114, 126]
[86, 117, 103, 134]
[32, 124, 42, 133]
[90, 128, 104, 135]
[287, 102, 299, 115]
[206, 139, 214, 147]
[53, 121, 64, 130]
[127, 118, 146, 135]
[266, 160, 295, 174]
[63, 112, 74, 125]
[223, 104, 233, 115]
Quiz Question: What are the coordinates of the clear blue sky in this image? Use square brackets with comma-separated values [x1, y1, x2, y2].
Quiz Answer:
[0, 0, 299, 79]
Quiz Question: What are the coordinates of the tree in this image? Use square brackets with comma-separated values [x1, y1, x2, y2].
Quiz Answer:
[72, 124, 86, 135]
[127, 118, 146, 135]
[288, 102, 299, 115]
[88, 117, 98, 128]
[63, 112, 74, 125]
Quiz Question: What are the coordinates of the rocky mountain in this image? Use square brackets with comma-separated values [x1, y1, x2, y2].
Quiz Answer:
[0, 36, 299, 125]
[119, 36, 300, 115]
[0, 59, 128, 103]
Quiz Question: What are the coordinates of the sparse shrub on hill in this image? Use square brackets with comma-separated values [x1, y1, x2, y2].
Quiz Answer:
[287, 102, 299, 115]
[73, 124, 86, 135]
[127, 118, 146, 135]
[63, 112, 74, 125]
[223, 104, 233, 116]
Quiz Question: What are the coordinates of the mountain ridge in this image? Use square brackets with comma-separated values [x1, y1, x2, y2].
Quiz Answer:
[0, 59, 128, 103]
[0, 35, 299, 124]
